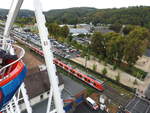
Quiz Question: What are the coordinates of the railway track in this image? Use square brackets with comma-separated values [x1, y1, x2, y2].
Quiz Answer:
[12, 31, 133, 105]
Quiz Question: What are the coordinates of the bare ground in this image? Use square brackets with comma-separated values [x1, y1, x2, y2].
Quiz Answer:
[22, 46, 44, 75]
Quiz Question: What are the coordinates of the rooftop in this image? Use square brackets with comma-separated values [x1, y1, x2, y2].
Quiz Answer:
[69, 28, 89, 35]
[62, 75, 86, 97]
[145, 84, 150, 99]
[24, 68, 64, 99]
[125, 97, 150, 113]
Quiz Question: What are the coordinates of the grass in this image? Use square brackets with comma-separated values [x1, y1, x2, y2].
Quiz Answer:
[108, 60, 147, 80]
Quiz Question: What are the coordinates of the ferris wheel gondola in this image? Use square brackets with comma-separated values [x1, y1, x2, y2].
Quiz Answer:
[0, 42, 27, 109]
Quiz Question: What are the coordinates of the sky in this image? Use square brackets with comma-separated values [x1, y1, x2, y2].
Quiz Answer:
[0, 0, 150, 11]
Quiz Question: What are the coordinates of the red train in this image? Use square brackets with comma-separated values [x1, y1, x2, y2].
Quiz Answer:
[14, 35, 105, 91]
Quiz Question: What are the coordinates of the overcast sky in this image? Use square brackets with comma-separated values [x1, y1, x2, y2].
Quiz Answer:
[0, 0, 150, 11]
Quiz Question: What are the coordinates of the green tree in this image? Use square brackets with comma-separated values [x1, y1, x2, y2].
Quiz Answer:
[128, 27, 150, 42]
[91, 32, 107, 59]
[92, 64, 97, 71]
[106, 34, 126, 65]
[67, 34, 73, 42]
[109, 23, 122, 33]
[102, 68, 107, 75]
[60, 25, 69, 38]
[124, 37, 148, 66]
[47, 23, 61, 38]
[122, 25, 136, 35]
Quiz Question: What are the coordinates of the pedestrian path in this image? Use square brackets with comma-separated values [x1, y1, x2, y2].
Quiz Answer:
[71, 57, 148, 92]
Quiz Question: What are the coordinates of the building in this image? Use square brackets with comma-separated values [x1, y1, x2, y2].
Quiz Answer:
[69, 28, 89, 36]
[124, 84, 150, 113]
[20, 66, 86, 113]
[94, 26, 113, 34]
[124, 96, 150, 113]
[145, 84, 150, 100]
[76, 24, 92, 32]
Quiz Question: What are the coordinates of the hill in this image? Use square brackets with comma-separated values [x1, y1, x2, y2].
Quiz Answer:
[0, 9, 34, 17]
[45, 6, 150, 28]
[45, 7, 97, 24]
[0, 6, 150, 28]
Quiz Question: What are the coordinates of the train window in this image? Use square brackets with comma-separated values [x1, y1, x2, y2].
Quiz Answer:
[54, 61, 58, 64]
[77, 73, 82, 78]
[40, 95, 43, 100]
[87, 79, 91, 83]
[93, 83, 97, 86]
[59, 63, 63, 66]
[84, 78, 87, 81]
[71, 70, 75, 74]
[64, 66, 68, 70]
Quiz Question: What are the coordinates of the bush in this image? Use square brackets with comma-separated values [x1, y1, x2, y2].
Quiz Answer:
[133, 79, 138, 85]
[92, 64, 97, 71]
[115, 73, 120, 83]
[102, 68, 107, 75]
[113, 64, 117, 70]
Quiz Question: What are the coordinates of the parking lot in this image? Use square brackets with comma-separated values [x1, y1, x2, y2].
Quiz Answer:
[13, 30, 80, 59]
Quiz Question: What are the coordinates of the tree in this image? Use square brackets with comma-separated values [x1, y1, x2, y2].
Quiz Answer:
[60, 25, 69, 38]
[106, 34, 126, 65]
[123, 37, 148, 66]
[47, 23, 61, 38]
[128, 27, 150, 42]
[122, 25, 136, 35]
[102, 68, 107, 75]
[91, 32, 107, 59]
[77, 34, 86, 38]
[67, 34, 73, 42]
[109, 23, 122, 33]
[123, 27, 150, 66]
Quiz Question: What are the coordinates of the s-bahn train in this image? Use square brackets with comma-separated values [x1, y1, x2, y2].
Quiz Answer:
[14, 35, 104, 91]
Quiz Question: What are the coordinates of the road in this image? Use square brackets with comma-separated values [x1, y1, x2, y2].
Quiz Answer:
[73, 102, 107, 113]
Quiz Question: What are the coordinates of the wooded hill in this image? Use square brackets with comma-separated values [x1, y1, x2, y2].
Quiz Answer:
[0, 6, 150, 28]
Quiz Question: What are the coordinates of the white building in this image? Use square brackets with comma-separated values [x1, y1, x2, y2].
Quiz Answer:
[69, 28, 89, 36]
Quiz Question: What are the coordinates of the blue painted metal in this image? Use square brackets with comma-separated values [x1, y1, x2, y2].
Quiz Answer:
[75, 96, 84, 104]
[0, 65, 27, 109]
[63, 103, 73, 112]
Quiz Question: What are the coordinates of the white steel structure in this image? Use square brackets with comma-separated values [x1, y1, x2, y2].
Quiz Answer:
[1, 0, 65, 113]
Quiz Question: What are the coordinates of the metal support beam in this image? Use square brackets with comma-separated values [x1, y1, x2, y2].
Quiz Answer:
[13, 96, 21, 113]
[33, 0, 65, 113]
[46, 87, 53, 113]
[3, 0, 24, 49]
[20, 83, 32, 113]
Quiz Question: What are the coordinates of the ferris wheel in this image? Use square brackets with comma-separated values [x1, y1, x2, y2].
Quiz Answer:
[0, 0, 65, 113]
